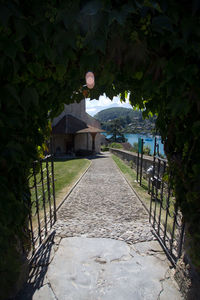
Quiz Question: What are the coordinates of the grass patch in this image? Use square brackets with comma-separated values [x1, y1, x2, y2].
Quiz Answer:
[54, 158, 90, 201]
[29, 158, 90, 215]
[112, 154, 175, 234]
[112, 154, 151, 210]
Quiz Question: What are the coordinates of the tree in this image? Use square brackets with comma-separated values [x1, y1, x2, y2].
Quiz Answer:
[108, 119, 126, 142]
[0, 1, 200, 297]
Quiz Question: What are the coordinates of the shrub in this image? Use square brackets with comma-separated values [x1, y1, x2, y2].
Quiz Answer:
[109, 142, 123, 149]
[131, 142, 151, 156]
[143, 145, 151, 156]
[132, 142, 138, 153]
[101, 145, 109, 152]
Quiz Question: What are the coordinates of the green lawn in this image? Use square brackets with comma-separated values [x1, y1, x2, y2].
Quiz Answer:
[112, 154, 151, 210]
[29, 158, 90, 215]
[54, 158, 90, 197]
[112, 154, 175, 234]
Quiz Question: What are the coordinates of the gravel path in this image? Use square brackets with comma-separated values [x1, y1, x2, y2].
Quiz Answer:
[53, 152, 154, 244]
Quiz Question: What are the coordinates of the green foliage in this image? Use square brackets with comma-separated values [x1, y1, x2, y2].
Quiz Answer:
[131, 142, 151, 156]
[143, 145, 151, 156]
[132, 142, 139, 153]
[1, 1, 200, 296]
[109, 142, 123, 149]
[107, 119, 127, 142]
[101, 145, 109, 152]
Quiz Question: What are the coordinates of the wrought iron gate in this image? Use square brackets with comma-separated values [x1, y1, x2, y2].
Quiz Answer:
[148, 138, 185, 265]
[28, 155, 56, 256]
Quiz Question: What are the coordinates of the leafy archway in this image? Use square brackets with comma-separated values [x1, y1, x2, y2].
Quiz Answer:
[0, 1, 200, 297]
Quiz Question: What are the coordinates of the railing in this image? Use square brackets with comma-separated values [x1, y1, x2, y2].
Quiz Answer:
[149, 140, 185, 265]
[110, 138, 185, 266]
[28, 155, 56, 257]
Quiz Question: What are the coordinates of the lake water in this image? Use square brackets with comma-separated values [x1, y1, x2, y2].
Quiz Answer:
[104, 133, 165, 156]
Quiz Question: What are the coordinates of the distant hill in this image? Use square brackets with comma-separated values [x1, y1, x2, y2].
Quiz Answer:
[94, 107, 155, 134]
[94, 107, 142, 122]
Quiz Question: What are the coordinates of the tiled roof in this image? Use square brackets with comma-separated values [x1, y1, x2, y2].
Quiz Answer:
[76, 126, 105, 134]
[52, 115, 87, 134]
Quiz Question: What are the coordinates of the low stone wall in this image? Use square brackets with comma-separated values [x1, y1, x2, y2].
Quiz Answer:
[110, 148, 156, 178]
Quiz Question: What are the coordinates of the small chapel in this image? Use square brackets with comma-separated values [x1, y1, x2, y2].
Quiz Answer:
[52, 99, 105, 156]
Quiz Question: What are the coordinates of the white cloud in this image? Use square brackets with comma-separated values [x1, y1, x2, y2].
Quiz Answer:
[86, 94, 133, 116]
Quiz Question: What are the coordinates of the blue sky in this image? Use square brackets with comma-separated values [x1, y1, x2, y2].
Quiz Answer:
[86, 94, 133, 116]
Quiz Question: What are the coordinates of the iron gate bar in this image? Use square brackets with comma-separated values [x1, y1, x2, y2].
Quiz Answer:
[153, 158, 161, 228]
[40, 160, 47, 236]
[136, 146, 139, 182]
[158, 160, 166, 235]
[46, 160, 52, 228]
[29, 203, 35, 253]
[33, 162, 42, 245]
[170, 204, 178, 253]
[148, 137, 185, 265]
[148, 177, 151, 194]
[149, 137, 157, 222]
[51, 155, 56, 223]
[151, 229, 177, 267]
[163, 185, 171, 244]
[178, 222, 185, 258]
[139, 139, 144, 186]
[28, 154, 56, 257]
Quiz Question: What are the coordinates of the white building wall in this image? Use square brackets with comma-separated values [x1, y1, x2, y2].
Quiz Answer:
[74, 134, 87, 151]
[74, 133, 101, 152]
[95, 134, 101, 152]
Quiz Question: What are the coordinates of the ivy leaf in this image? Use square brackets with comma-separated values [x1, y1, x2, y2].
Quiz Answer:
[121, 3, 136, 14]
[56, 64, 66, 79]
[109, 8, 129, 26]
[27, 63, 43, 77]
[89, 37, 106, 53]
[81, 0, 102, 16]
[152, 15, 173, 32]
[0, 4, 12, 26]
[143, 0, 162, 13]
[192, 0, 200, 15]
[41, 22, 52, 42]
[2, 38, 17, 59]
[192, 121, 200, 136]
[133, 71, 143, 80]
[22, 87, 39, 110]
[14, 18, 27, 41]
[5, 85, 20, 104]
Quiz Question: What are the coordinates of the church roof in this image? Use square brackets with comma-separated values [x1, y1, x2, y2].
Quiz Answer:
[52, 114, 104, 135]
[52, 115, 87, 134]
[76, 125, 105, 134]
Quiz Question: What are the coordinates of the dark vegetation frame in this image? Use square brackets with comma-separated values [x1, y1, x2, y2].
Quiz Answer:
[0, 0, 200, 298]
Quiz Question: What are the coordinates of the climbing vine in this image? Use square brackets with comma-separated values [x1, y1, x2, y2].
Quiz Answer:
[0, 0, 200, 297]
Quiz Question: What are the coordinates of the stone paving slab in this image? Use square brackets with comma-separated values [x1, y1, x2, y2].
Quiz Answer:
[31, 237, 182, 300]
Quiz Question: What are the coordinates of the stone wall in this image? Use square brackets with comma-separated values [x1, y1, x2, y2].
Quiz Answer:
[109, 148, 155, 178]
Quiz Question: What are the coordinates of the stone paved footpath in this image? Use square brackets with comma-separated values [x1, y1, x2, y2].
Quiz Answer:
[17, 152, 183, 300]
[54, 152, 154, 244]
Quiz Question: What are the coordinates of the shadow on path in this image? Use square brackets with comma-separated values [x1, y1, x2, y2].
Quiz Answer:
[15, 231, 56, 300]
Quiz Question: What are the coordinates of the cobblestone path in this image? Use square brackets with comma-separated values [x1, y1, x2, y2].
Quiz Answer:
[53, 152, 154, 244]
